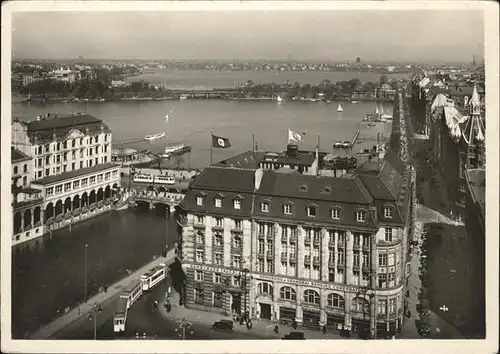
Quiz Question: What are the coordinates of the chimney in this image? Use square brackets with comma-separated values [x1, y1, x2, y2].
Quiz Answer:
[52, 129, 56, 141]
[254, 168, 263, 191]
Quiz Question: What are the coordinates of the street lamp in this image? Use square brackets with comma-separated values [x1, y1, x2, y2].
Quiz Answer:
[84, 244, 88, 303]
[88, 303, 102, 340]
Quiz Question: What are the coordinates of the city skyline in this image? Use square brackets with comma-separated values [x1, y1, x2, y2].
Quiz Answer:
[12, 10, 484, 63]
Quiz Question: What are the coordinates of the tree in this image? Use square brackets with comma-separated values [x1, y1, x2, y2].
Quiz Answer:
[356, 57, 361, 63]
[380, 75, 389, 85]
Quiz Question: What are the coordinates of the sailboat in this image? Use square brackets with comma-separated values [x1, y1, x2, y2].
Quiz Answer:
[337, 104, 344, 112]
[277, 95, 283, 103]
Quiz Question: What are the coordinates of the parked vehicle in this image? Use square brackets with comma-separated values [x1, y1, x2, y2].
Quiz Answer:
[211, 319, 234, 333]
[282, 331, 305, 340]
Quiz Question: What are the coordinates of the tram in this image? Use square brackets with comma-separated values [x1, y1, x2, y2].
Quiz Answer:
[113, 297, 129, 332]
[140, 263, 167, 291]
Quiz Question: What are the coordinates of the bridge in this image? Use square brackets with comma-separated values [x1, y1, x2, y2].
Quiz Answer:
[129, 190, 185, 214]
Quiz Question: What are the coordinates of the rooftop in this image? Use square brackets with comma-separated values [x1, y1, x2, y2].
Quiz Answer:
[26, 114, 103, 132]
[214, 150, 265, 169]
[31, 163, 119, 186]
[11, 148, 30, 163]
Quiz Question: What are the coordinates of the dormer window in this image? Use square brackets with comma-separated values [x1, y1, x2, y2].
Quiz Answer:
[234, 199, 241, 210]
[322, 186, 332, 194]
[283, 204, 292, 215]
[261, 202, 269, 212]
[196, 196, 204, 206]
[215, 197, 222, 208]
[299, 185, 308, 192]
[356, 211, 366, 223]
[307, 206, 317, 217]
[384, 207, 393, 218]
[331, 208, 341, 220]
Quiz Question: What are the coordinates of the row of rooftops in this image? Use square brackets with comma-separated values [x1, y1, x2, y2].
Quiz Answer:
[180, 149, 411, 229]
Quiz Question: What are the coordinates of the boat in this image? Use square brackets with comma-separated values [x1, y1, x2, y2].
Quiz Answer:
[382, 114, 393, 121]
[334, 142, 343, 149]
[277, 95, 283, 103]
[165, 114, 170, 122]
[179, 95, 188, 101]
[337, 104, 344, 112]
[351, 100, 360, 104]
[114, 190, 130, 211]
[342, 141, 351, 149]
[164, 143, 192, 156]
[144, 132, 166, 141]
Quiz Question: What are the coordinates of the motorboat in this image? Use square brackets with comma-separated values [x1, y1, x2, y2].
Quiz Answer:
[165, 143, 192, 156]
[277, 95, 283, 103]
[144, 132, 166, 141]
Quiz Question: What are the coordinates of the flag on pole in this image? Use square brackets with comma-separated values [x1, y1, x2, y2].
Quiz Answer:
[212, 134, 232, 148]
[288, 129, 302, 143]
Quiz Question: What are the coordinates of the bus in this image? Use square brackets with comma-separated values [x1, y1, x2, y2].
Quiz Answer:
[113, 297, 129, 332]
[140, 263, 167, 291]
[121, 280, 143, 309]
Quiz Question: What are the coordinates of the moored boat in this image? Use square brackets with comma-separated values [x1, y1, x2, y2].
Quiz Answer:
[165, 143, 192, 156]
[144, 132, 166, 141]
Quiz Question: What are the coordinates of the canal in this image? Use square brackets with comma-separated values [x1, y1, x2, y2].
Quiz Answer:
[11, 205, 179, 339]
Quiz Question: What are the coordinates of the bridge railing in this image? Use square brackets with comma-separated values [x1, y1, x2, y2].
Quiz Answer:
[132, 192, 184, 203]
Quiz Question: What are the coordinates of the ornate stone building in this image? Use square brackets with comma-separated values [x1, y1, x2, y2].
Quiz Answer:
[177, 149, 415, 338]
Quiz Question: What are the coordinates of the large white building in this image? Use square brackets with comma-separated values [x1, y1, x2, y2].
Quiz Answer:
[11, 113, 121, 246]
[177, 148, 416, 339]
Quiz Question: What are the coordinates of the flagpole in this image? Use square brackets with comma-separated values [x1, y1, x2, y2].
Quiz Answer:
[252, 134, 255, 152]
[210, 129, 213, 165]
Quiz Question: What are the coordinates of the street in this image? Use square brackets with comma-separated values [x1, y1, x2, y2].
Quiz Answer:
[56, 281, 268, 340]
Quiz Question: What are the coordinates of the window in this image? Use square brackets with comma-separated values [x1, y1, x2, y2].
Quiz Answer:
[213, 291, 222, 308]
[258, 240, 265, 254]
[233, 235, 242, 249]
[97, 174, 103, 182]
[328, 250, 335, 264]
[266, 262, 274, 274]
[214, 253, 223, 265]
[362, 253, 369, 268]
[214, 232, 223, 246]
[280, 286, 296, 301]
[351, 297, 369, 313]
[195, 215, 205, 225]
[353, 252, 360, 267]
[307, 206, 317, 217]
[196, 250, 204, 263]
[232, 255, 241, 268]
[378, 254, 387, 266]
[194, 288, 204, 304]
[378, 300, 387, 315]
[195, 270, 204, 281]
[388, 253, 395, 266]
[81, 178, 88, 187]
[331, 208, 341, 220]
[356, 211, 366, 222]
[353, 234, 361, 246]
[389, 298, 396, 314]
[215, 217, 223, 227]
[327, 293, 345, 308]
[337, 250, 344, 265]
[303, 289, 320, 304]
[215, 197, 222, 208]
[258, 282, 273, 296]
[233, 199, 241, 210]
[195, 230, 205, 244]
[105, 172, 111, 180]
[283, 204, 292, 215]
[234, 219, 242, 229]
[23, 164, 28, 173]
[90, 176, 96, 184]
[46, 187, 54, 196]
[385, 228, 393, 242]
[258, 259, 265, 273]
[64, 182, 71, 192]
[362, 273, 370, 282]
[233, 276, 241, 287]
[378, 274, 387, 288]
[213, 273, 222, 284]
[73, 181, 80, 189]
[384, 207, 393, 218]
[261, 202, 269, 212]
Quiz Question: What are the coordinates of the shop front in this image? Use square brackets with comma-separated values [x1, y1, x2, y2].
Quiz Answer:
[302, 308, 321, 330]
[326, 311, 345, 331]
[279, 306, 296, 324]
[351, 317, 371, 339]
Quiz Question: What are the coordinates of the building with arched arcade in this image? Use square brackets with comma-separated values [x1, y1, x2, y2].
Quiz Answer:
[177, 149, 415, 339]
[11, 113, 121, 246]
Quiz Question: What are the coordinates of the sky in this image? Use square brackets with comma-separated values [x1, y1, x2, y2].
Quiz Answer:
[11, 10, 484, 62]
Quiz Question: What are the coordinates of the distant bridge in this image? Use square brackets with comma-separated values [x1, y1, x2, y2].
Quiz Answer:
[129, 191, 185, 211]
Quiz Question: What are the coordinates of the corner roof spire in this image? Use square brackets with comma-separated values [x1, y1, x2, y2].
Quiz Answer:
[470, 83, 480, 106]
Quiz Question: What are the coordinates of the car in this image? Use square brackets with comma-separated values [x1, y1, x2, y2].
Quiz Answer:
[211, 319, 234, 333]
[282, 331, 305, 340]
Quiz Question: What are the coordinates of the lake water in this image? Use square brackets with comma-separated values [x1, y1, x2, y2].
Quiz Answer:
[13, 99, 393, 169]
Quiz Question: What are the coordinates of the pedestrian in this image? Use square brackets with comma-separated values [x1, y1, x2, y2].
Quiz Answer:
[77, 308, 81, 316]
[273, 325, 279, 334]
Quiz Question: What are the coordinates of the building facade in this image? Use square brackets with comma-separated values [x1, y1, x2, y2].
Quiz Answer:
[178, 149, 414, 338]
[11, 113, 121, 246]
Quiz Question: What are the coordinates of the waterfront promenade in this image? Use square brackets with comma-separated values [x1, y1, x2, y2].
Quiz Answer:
[30, 249, 176, 339]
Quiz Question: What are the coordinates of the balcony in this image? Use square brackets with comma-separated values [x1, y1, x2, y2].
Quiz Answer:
[313, 257, 320, 267]
[362, 266, 371, 274]
[281, 253, 287, 262]
[258, 232, 265, 239]
[266, 251, 274, 260]
[353, 264, 360, 272]
[337, 242, 344, 249]
[362, 244, 370, 251]
[266, 232, 274, 240]
[212, 224, 224, 231]
[313, 238, 320, 247]
[353, 244, 361, 251]
[337, 263, 344, 271]
[257, 250, 265, 259]
[304, 237, 311, 246]
[328, 239, 335, 247]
